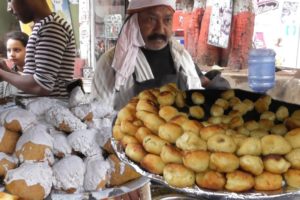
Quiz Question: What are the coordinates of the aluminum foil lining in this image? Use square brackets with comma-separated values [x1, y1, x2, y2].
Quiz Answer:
[111, 138, 300, 200]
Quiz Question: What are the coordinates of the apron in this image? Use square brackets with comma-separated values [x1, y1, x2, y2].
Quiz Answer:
[113, 70, 188, 110]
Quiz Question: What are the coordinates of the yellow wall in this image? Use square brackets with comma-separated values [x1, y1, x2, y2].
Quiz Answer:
[20, 0, 54, 35]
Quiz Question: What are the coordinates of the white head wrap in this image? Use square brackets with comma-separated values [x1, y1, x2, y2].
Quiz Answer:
[112, 0, 176, 90]
[127, 0, 176, 13]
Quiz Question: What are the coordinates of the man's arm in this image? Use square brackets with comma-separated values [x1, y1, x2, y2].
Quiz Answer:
[194, 63, 210, 88]
[0, 69, 50, 95]
[0, 60, 14, 73]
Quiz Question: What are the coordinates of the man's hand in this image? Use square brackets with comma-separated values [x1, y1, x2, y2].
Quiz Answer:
[0, 59, 12, 72]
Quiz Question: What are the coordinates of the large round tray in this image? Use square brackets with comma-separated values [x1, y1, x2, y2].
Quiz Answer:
[111, 89, 300, 200]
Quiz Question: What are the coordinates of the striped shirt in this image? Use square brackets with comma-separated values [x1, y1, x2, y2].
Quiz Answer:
[20, 12, 76, 97]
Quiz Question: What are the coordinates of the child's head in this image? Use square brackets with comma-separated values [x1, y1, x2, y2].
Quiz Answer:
[6, 31, 28, 69]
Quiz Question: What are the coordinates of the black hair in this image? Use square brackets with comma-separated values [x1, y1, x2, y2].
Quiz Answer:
[5, 31, 29, 47]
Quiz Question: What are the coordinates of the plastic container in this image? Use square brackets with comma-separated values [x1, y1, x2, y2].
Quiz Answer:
[248, 49, 276, 93]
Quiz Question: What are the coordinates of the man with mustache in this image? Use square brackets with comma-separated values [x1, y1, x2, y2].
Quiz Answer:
[91, 0, 207, 110]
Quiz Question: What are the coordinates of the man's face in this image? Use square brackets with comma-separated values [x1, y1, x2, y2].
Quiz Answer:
[7, 0, 34, 24]
[138, 6, 174, 50]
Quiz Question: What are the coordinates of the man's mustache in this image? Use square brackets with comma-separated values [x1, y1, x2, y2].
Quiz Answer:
[148, 34, 167, 41]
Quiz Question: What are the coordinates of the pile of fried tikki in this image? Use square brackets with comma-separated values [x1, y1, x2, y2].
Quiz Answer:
[113, 83, 300, 193]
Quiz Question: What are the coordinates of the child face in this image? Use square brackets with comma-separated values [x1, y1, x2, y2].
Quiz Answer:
[6, 38, 26, 68]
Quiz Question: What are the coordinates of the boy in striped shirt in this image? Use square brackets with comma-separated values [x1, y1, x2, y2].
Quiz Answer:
[0, 0, 76, 97]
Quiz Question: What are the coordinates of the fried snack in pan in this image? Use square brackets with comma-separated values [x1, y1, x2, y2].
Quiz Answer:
[175, 91, 186, 108]
[291, 110, 300, 119]
[158, 123, 183, 143]
[207, 134, 237, 153]
[125, 97, 139, 110]
[236, 126, 250, 136]
[229, 116, 244, 129]
[263, 155, 291, 174]
[237, 137, 262, 156]
[160, 144, 183, 164]
[176, 132, 207, 151]
[259, 119, 274, 131]
[138, 89, 157, 103]
[136, 99, 158, 114]
[209, 152, 239, 173]
[141, 112, 165, 134]
[230, 134, 248, 148]
[228, 97, 242, 108]
[117, 107, 136, 122]
[196, 170, 226, 190]
[254, 172, 283, 191]
[114, 88, 300, 196]
[159, 83, 179, 95]
[260, 111, 276, 121]
[180, 120, 203, 135]
[232, 102, 248, 115]
[255, 95, 272, 114]
[191, 91, 205, 105]
[208, 116, 222, 125]
[199, 125, 225, 141]
[119, 136, 140, 152]
[112, 125, 126, 141]
[163, 163, 195, 188]
[243, 99, 254, 112]
[214, 98, 229, 110]
[140, 154, 165, 175]
[157, 91, 175, 106]
[125, 143, 147, 163]
[285, 148, 300, 169]
[169, 115, 189, 126]
[135, 127, 153, 144]
[250, 129, 269, 139]
[284, 169, 300, 188]
[261, 135, 292, 155]
[142, 135, 168, 155]
[189, 106, 205, 120]
[120, 120, 140, 136]
[158, 106, 179, 122]
[239, 155, 264, 176]
[285, 128, 300, 149]
[244, 120, 260, 131]
[285, 117, 300, 130]
[270, 124, 288, 136]
[225, 170, 255, 192]
[220, 89, 235, 100]
[182, 151, 210, 173]
[221, 115, 232, 124]
[210, 104, 224, 117]
[275, 106, 289, 121]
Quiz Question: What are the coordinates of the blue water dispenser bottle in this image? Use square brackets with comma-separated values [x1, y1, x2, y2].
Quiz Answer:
[248, 49, 276, 93]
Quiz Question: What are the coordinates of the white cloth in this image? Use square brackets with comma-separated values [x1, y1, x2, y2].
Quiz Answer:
[112, 0, 176, 90]
[112, 14, 145, 90]
[128, 0, 176, 12]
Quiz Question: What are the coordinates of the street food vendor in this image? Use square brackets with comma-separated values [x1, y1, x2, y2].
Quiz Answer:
[91, 0, 206, 110]
[0, 0, 76, 97]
